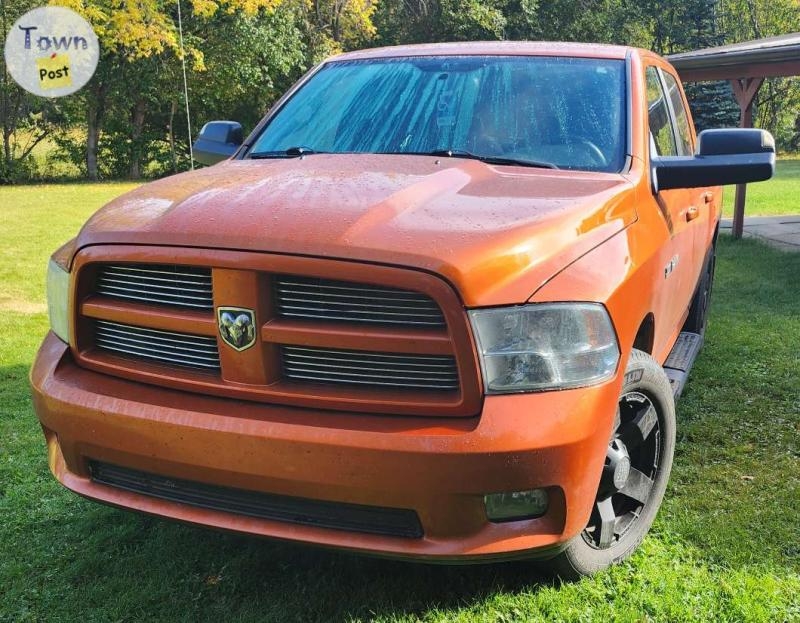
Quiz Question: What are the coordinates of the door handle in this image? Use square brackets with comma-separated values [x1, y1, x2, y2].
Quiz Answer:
[686, 206, 699, 222]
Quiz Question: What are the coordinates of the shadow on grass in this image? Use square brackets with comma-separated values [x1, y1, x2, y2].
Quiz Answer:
[38, 502, 557, 622]
[7, 480, 795, 622]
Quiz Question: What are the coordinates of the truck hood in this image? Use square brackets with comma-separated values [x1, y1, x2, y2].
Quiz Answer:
[76, 154, 636, 306]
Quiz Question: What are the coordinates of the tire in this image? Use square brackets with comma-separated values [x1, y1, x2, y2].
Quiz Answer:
[550, 349, 676, 579]
[683, 245, 716, 335]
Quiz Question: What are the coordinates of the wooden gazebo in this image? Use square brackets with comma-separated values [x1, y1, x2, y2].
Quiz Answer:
[668, 33, 800, 238]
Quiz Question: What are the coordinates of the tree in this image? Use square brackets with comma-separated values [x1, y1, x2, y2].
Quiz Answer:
[374, 0, 505, 45]
[664, 0, 739, 132]
[285, 0, 378, 65]
[54, 0, 284, 178]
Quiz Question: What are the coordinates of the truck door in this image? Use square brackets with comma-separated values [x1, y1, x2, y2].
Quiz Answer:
[661, 68, 715, 289]
[645, 66, 699, 343]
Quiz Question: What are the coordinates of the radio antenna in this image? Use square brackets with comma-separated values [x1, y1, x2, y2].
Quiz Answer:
[176, 0, 194, 170]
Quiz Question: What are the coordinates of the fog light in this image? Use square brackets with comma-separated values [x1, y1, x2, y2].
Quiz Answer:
[484, 489, 548, 522]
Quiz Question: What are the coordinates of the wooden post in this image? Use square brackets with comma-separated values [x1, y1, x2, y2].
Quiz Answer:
[729, 77, 764, 239]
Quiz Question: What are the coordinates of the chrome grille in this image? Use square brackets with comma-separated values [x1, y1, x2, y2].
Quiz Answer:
[96, 264, 213, 310]
[94, 320, 220, 371]
[275, 276, 445, 327]
[281, 345, 459, 391]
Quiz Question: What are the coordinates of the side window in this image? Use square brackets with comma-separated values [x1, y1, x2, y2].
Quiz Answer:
[662, 72, 694, 155]
[645, 67, 677, 157]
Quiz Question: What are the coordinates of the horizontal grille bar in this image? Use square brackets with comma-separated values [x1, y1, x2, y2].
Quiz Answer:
[275, 276, 445, 327]
[94, 320, 220, 371]
[282, 345, 459, 391]
[96, 264, 213, 310]
[90, 461, 423, 539]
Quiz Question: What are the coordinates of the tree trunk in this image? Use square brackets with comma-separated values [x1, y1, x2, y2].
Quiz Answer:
[2, 128, 10, 168]
[168, 99, 178, 173]
[1, 0, 10, 169]
[86, 112, 99, 180]
[86, 82, 107, 181]
[2, 92, 10, 166]
[128, 98, 147, 179]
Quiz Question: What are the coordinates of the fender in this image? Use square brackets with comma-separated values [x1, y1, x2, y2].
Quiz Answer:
[528, 220, 665, 363]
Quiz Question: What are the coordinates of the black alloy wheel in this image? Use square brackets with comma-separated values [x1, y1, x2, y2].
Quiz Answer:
[582, 391, 661, 550]
[550, 349, 676, 579]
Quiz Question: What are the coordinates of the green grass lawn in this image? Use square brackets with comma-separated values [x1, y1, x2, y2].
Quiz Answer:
[723, 156, 800, 217]
[0, 183, 140, 314]
[1, 182, 799, 622]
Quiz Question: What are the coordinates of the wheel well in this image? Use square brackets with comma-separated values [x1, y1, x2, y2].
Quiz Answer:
[633, 314, 655, 355]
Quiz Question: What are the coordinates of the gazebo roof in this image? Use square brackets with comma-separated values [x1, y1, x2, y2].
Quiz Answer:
[667, 32, 800, 81]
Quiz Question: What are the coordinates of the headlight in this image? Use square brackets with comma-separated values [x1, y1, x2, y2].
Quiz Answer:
[469, 303, 619, 394]
[46, 258, 71, 344]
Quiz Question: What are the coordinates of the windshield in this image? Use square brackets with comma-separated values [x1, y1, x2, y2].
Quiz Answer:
[248, 55, 627, 173]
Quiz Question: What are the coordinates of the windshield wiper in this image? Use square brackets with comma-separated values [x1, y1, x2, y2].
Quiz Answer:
[249, 147, 557, 169]
[424, 149, 558, 169]
[249, 146, 323, 159]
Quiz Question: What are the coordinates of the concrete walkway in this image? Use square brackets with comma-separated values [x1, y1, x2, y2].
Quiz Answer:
[720, 216, 800, 252]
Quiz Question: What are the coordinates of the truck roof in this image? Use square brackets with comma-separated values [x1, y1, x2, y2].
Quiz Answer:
[333, 41, 632, 62]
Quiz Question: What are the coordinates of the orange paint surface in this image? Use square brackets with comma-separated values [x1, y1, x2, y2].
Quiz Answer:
[31, 43, 719, 560]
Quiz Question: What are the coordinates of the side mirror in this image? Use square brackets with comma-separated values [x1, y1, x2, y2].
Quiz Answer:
[193, 121, 243, 166]
[652, 128, 775, 193]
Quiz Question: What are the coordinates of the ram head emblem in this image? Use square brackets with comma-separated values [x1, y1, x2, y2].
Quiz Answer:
[217, 307, 256, 351]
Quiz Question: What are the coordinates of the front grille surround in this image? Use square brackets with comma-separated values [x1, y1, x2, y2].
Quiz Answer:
[74, 247, 483, 417]
[90, 461, 424, 538]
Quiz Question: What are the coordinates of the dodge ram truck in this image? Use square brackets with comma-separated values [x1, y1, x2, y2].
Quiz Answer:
[31, 42, 775, 577]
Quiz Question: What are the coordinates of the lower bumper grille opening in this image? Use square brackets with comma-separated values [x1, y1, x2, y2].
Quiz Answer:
[89, 461, 424, 539]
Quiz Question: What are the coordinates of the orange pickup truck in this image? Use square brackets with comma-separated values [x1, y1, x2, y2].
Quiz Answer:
[31, 42, 775, 577]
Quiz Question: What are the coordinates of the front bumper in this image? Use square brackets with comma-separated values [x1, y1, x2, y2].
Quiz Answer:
[31, 332, 620, 561]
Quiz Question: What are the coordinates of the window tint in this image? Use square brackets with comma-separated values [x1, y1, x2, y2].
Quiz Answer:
[250, 56, 627, 173]
[662, 72, 693, 155]
[645, 67, 677, 157]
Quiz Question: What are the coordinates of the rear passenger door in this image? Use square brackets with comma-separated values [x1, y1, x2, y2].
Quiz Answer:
[645, 66, 699, 336]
